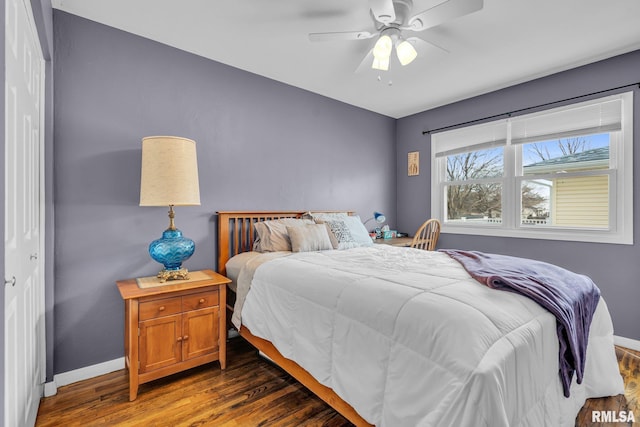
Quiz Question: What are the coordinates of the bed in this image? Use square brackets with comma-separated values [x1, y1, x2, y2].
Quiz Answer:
[216, 210, 624, 427]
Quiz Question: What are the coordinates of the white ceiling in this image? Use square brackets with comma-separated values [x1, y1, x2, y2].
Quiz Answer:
[51, 0, 640, 118]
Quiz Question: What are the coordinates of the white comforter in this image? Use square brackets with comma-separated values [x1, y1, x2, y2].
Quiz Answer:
[236, 245, 623, 427]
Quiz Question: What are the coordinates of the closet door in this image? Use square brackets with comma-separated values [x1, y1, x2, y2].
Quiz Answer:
[4, 0, 46, 425]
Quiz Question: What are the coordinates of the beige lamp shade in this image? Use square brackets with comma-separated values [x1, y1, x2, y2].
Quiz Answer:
[139, 136, 201, 206]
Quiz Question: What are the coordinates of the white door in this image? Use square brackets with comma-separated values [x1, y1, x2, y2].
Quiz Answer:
[4, 0, 46, 424]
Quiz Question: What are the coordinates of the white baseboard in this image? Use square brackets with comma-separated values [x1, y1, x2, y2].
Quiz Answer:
[44, 357, 125, 397]
[614, 335, 640, 352]
[43, 381, 57, 397]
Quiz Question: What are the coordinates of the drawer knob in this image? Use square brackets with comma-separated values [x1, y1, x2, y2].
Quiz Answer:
[199, 298, 205, 304]
[183, 335, 189, 341]
[158, 306, 165, 311]
[177, 336, 182, 342]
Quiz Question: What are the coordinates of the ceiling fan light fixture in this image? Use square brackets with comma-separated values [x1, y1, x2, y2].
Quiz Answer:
[372, 35, 393, 60]
[396, 39, 418, 66]
[372, 56, 390, 71]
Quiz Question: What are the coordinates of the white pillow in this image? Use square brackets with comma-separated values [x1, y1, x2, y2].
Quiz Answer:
[314, 215, 373, 249]
[287, 225, 333, 252]
[341, 215, 374, 247]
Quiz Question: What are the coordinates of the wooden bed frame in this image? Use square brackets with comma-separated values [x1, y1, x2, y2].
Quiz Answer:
[217, 211, 372, 427]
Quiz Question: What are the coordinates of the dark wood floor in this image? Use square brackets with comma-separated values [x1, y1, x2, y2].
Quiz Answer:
[36, 337, 639, 427]
[577, 346, 639, 427]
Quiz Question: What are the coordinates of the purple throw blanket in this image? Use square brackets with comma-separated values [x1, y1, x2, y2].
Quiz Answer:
[440, 249, 600, 397]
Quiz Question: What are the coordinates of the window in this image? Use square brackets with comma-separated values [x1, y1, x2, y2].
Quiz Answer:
[431, 92, 633, 244]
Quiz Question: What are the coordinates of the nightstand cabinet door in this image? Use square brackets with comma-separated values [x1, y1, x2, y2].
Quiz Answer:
[182, 306, 219, 361]
[139, 314, 182, 373]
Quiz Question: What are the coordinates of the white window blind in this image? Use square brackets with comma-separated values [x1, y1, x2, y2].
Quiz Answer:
[432, 119, 507, 158]
[511, 96, 622, 145]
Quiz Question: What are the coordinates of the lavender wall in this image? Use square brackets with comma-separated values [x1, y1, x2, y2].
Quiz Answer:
[396, 50, 640, 340]
[52, 11, 396, 374]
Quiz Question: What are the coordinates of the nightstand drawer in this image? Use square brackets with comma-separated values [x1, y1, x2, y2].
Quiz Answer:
[183, 290, 218, 311]
[139, 297, 182, 320]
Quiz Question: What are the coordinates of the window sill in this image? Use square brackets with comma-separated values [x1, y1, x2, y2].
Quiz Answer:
[441, 224, 633, 245]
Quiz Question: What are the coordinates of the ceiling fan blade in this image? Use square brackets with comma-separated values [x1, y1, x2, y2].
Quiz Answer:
[406, 36, 450, 54]
[309, 30, 376, 42]
[408, 0, 483, 31]
[369, 0, 396, 24]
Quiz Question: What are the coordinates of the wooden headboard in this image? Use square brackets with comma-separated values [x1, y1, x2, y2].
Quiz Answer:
[216, 210, 354, 275]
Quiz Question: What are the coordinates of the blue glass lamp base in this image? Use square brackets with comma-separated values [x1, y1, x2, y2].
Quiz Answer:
[149, 228, 195, 282]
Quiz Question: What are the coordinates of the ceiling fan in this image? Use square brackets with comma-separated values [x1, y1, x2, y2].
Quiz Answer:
[309, 0, 483, 72]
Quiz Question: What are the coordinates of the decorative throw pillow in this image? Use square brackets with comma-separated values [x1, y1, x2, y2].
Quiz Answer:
[287, 224, 333, 252]
[253, 218, 313, 252]
[319, 219, 359, 250]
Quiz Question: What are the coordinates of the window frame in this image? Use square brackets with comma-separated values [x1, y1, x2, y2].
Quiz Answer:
[430, 91, 633, 245]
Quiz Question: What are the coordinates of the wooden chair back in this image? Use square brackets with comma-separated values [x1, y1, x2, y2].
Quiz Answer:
[410, 219, 441, 251]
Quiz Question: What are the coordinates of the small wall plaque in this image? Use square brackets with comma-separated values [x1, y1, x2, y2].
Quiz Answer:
[408, 151, 419, 176]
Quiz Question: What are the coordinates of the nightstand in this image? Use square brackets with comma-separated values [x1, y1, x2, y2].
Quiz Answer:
[373, 236, 414, 247]
[117, 269, 231, 401]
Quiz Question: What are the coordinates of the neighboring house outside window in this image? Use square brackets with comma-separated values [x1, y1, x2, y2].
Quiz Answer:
[430, 92, 633, 244]
[522, 146, 610, 228]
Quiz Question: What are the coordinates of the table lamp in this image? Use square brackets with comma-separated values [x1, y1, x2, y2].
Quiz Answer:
[139, 136, 201, 282]
[364, 211, 386, 227]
